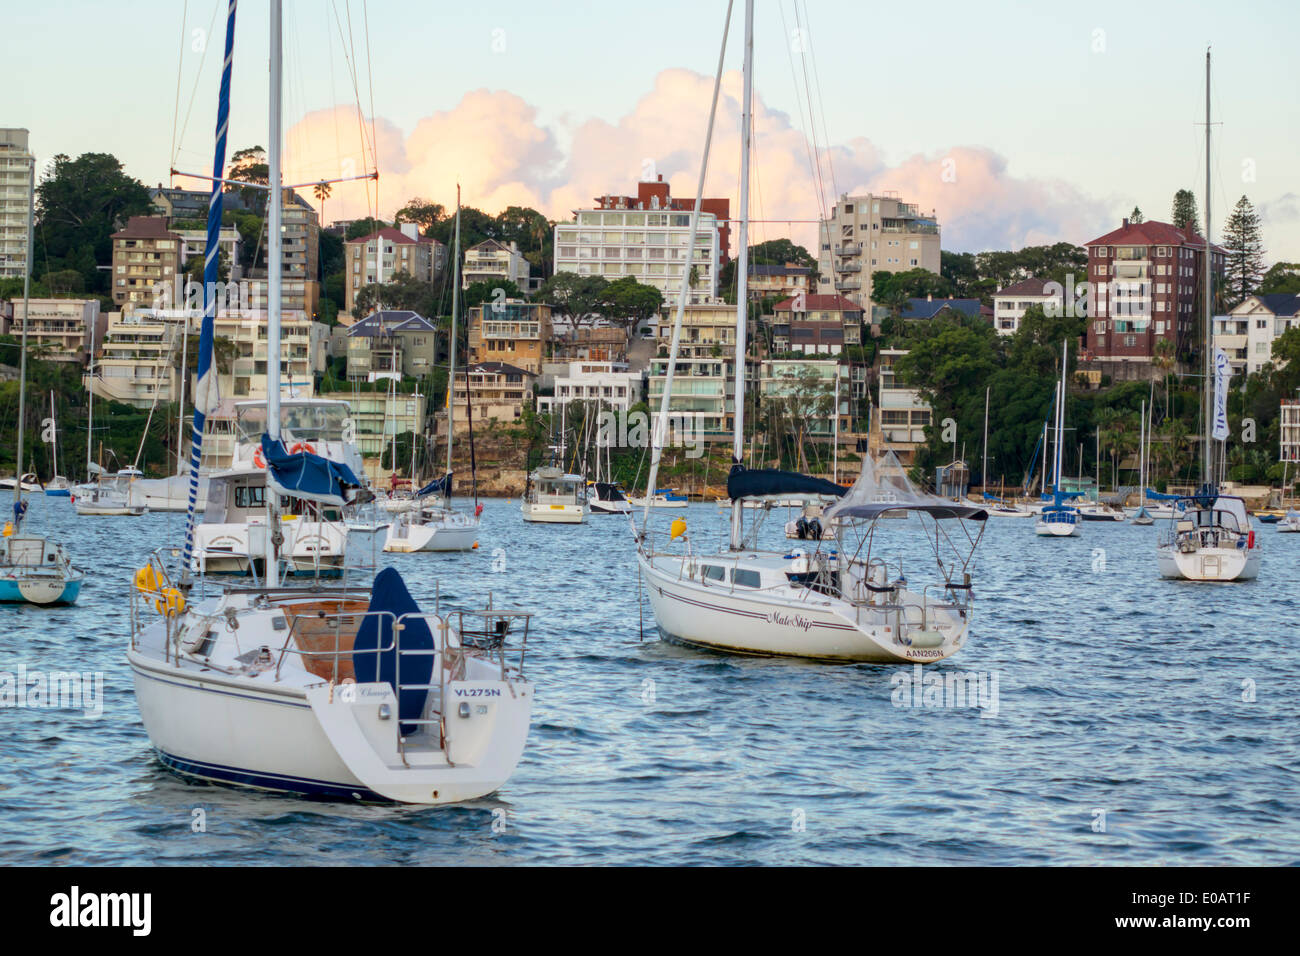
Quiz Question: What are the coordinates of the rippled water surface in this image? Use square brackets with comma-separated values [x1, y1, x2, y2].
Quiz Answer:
[1, 494, 1297, 865]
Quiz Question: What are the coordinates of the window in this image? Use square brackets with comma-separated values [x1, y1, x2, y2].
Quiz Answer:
[702, 565, 725, 582]
[234, 485, 266, 509]
[732, 569, 761, 589]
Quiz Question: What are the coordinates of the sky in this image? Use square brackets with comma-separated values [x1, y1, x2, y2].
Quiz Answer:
[6, 0, 1299, 261]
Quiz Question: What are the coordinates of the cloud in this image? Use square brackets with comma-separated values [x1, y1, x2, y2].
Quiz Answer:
[283, 69, 1113, 254]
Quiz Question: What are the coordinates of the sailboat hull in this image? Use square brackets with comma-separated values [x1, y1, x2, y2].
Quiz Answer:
[383, 515, 479, 552]
[638, 552, 968, 663]
[1156, 544, 1260, 581]
[0, 574, 82, 605]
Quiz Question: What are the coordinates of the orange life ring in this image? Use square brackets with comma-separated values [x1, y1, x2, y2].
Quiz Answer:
[289, 441, 316, 456]
[253, 447, 266, 469]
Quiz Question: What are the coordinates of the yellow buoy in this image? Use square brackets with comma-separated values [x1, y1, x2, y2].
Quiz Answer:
[670, 517, 687, 540]
[134, 564, 159, 595]
[155, 587, 185, 617]
[2, 521, 12, 537]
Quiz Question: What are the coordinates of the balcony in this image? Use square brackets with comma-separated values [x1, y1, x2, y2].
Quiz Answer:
[837, 261, 861, 273]
[835, 279, 861, 291]
[836, 244, 862, 256]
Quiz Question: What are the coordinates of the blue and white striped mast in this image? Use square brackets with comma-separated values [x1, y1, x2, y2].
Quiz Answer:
[181, 0, 238, 581]
[264, 0, 284, 587]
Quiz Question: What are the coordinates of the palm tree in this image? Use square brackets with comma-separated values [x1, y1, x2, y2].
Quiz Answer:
[1153, 339, 1175, 422]
[313, 181, 332, 229]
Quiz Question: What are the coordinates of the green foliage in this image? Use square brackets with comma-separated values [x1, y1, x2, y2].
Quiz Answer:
[534, 272, 610, 329]
[34, 152, 152, 294]
[1171, 189, 1200, 231]
[226, 146, 269, 216]
[463, 279, 523, 314]
[1221, 195, 1266, 306]
[353, 271, 445, 318]
[345, 217, 389, 241]
[1258, 262, 1300, 295]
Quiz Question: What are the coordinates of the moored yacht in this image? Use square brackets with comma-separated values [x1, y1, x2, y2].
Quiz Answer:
[522, 466, 587, 523]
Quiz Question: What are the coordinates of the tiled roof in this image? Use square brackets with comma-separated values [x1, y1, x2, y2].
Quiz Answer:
[901, 297, 983, 319]
[347, 226, 421, 245]
[347, 310, 437, 336]
[467, 361, 535, 377]
[772, 293, 862, 313]
[994, 277, 1052, 297]
[1086, 219, 1224, 253]
[1252, 293, 1300, 317]
[112, 216, 179, 240]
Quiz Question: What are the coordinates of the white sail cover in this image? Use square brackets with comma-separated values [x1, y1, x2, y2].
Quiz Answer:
[824, 451, 988, 521]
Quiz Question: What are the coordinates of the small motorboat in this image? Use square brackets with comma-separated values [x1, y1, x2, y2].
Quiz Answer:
[1131, 506, 1155, 526]
[1277, 509, 1300, 533]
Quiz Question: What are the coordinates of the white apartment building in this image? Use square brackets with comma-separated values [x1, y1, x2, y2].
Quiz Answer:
[345, 224, 445, 312]
[462, 239, 531, 291]
[873, 348, 931, 466]
[0, 129, 33, 280]
[1213, 294, 1300, 377]
[108, 308, 329, 402]
[646, 302, 736, 442]
[537, 361, 642, 415]
[6, 298, 103, 363]
[991, 277, 1059, 335]
[816, 193, 941, 313]
[87, 310, 185, 408]
[553, 208, 720, 303]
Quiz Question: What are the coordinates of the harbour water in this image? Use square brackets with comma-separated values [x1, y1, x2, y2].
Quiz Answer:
[1, 494, 1297, 865]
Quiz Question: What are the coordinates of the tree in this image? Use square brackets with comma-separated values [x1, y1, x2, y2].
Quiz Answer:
[345, 217, 389, 241]
[312, 181, 332, 230]
[604, 276, 663, 333]
[1171, 189, 1200, 231]
[226, 146, 269, 216]
[353, 271, 443, 318]
[870, 267, 954, 314]
[1259, 262, 1300, 295]
[33, 152, 152, 294]
[940, 251, 979, 297]
[394, 198, 445, 236]
[1129, 206, 1144, 224]
[534, 272, 610, 331]
[763, 365, 835, 472]
[1220, 195, 1266, 306]
[462, 279, 523, 314]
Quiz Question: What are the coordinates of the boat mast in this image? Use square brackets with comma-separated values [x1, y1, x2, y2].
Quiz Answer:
[177, 318, 188, 473]
[833, 371, 840, 485]
[1139, 398, 1146, 508]
[86, 310, 96, 482]
[1054, 340, 1067, 493]
[446, 190, 460, 492]
[265, 0, 284, 587]
[49, 392, 58, 480]
[729, 0, 753, 551]
[1202, 48, 1214, 489]
[981, 385, 989, 495]
[12, 157, 34, 524]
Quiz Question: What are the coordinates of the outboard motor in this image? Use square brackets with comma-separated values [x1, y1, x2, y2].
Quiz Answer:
[795, 516, 809, 539]
[807, 517, 822, 540]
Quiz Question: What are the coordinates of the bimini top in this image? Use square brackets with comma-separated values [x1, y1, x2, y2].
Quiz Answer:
[726, 465, 847, 502]
[416, 472, 452, 498]
[825, 450, 987, 522]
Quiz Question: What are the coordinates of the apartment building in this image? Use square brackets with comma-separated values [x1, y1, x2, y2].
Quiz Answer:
[749, 263, 812, 302]
[1213, 293, 1300, 377]
[217, 310, 328, 399]
[871, 348, 931, 466]
[149, 185, 249, 223]
[5, 298, 104, 364]
[245, 190, 320, 317]
[87, 310, 186, 408]
[770, 293, 863, 355]
[345, 309, 438, 381]
[345, 224, 445, 312]
[111, 216, 184, 308]
[758, 358, 848, 436]
[462, 239, 531, 291]
[816, 193, 941, 313]
[1083, 218, 1224, 378]
[319, 388, 427, 477]
[1282, 398, 1300, 464]
[466, 299, 553, 374]
[0, 129, 33, 280]
[553, 175, 725, 303]
[990, 278, 1059, 335]
[464, 361, 535, 423]
[646, 302, 740, 442]
[537, 360, 642, 416]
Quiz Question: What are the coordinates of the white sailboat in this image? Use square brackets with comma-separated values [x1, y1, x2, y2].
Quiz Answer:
[1155, 50, 1261, 582]
[522, 402, 588, 523]
[130, 0, 533, 804]
[1034, 341, 1082, 537]
[43, 392, 71, 496]
[1131, 398, 1155, 524]
[0, 157, 83, 605]
[383, 191, 480, 553]
[634, 0, 988, 663]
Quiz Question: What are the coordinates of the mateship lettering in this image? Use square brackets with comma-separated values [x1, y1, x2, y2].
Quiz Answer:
[49, 886, 151, 937]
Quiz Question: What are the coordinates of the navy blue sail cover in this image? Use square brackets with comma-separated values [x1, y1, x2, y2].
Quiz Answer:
[416, 472, 453, 498]
[261, 433, 362, 508]
[353, 568, 436, 733]
[726, 465, 848, 501]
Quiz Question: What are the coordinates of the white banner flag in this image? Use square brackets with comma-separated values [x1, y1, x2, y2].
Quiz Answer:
[1212, 347, 1231, 441]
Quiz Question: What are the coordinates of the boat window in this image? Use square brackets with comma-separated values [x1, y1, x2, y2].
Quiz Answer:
[702, 565, 725, 582]
[732, 569, 762, 588]
[234, 485, 266, 509]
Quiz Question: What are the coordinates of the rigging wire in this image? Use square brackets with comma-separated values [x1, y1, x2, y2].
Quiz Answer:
[798, 0, 838, 201]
